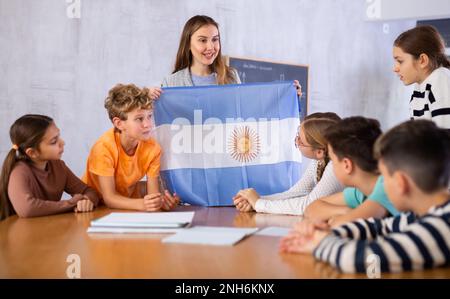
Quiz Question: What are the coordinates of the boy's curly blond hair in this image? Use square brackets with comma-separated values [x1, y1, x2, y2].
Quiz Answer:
[104, 84, 153, 121]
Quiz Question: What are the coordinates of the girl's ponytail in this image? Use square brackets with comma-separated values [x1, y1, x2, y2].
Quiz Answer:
[316, 155, 330, 182]
[301, 114, 341, 181]
[0, 149, 19, 220]
[438, 53, 450, 69]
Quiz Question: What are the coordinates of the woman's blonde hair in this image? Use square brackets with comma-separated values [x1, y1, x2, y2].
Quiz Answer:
[173, 15, 237, 85]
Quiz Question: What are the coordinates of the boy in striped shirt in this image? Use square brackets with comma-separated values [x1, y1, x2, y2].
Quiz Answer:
[280, 120, 450, 273]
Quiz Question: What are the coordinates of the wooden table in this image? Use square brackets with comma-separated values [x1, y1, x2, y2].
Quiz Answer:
[0, 206, 449, 278]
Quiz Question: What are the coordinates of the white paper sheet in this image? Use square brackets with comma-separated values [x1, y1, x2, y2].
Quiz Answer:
[90, 212, 195, 228]
[87, 227, 184, 234]
[162, 226, 259, 246]
[188, 226, 259, 235]
[255, 226, 291, 237]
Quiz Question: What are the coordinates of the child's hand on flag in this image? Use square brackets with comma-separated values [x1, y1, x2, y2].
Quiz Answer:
[161, 190, 180, 211]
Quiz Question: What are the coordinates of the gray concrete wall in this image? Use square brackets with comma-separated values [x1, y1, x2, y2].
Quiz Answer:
[0, 0, 425, 175]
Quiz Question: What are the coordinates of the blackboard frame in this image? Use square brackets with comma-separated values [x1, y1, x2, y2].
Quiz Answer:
[417, 19, 450, 58]
[225, 56, 309, 121]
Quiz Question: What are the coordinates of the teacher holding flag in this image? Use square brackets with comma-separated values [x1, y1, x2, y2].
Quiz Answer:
[147, 15, 302, 95]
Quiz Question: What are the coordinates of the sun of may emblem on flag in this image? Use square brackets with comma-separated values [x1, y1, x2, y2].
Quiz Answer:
[228, 126, 260, 163]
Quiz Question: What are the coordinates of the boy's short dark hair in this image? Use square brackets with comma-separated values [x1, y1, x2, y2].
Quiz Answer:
[324, 116, 382, 173]
[374, 120, 450, 192]
[104, 84, 153, 121]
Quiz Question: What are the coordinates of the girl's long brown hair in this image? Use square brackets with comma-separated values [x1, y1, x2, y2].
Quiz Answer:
[394, 25, 450, 71]
[0, 114, 53, 220]
[173, 15, 236, 85]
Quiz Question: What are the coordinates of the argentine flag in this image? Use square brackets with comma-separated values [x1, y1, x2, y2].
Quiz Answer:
[153, 81, 301, 206]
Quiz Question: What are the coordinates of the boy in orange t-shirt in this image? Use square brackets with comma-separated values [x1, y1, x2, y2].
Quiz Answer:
[83, 84, 179, 211]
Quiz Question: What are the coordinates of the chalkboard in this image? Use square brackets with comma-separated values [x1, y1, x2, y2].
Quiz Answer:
[226, 56, 309, 121]
[417, 18, 450, 58]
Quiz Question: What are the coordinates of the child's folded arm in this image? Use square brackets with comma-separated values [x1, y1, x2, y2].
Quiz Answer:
[255, 196, 307, 216]
[304, 192, 349, 221]
[331, 210, 416, 240]
[8, 170, 79, 218]
[63, 161, 100, 206]
[257, 162, 344, 216]
[314, 214, 448, 273]
[260, 160, 318, 202]
[97, 175, 145, 211]
[329, 200, 388, 228]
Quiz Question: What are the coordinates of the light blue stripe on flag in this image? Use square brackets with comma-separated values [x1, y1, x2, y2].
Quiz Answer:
[154, 81, 301, 206]
[161, 162, 300, 206]
[154, 81, 299, 125]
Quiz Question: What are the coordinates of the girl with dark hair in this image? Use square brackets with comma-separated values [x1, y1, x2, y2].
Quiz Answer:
[0, 115, 99, 220]
[393, 25, 450, 129]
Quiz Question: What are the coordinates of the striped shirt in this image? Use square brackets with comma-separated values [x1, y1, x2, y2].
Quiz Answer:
[313, 200, 450, 273]
[254, 160, 344, 215]
[410, 67, 450, 130]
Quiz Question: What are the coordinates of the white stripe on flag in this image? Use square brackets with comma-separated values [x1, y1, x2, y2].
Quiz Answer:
[155, 118, 301, 170]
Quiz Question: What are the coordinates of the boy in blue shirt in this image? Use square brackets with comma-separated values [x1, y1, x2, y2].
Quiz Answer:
[304, 117, 399, 227]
